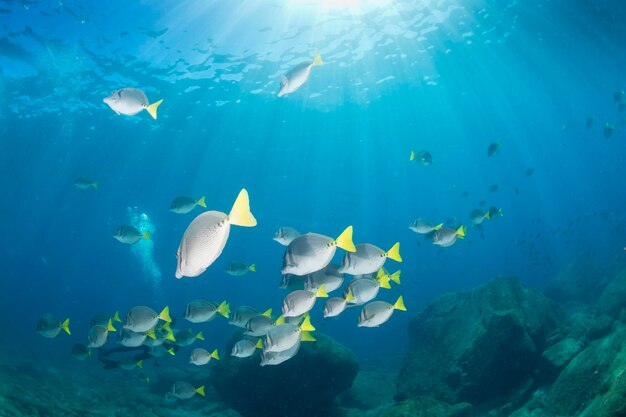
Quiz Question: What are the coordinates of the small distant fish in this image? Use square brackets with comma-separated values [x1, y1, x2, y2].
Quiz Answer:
[358, 296, 406, 327]
[149, 345, 175, 357]
[409, 150, 432, 166]
[487, 206, 504, 219]
[324, 292, 355, 318]
[169, 196, 206, 214]
[189, 348, 219, 366]
[36, 314, 70, 338]
[433, 225, 467, 247]
[124, 306, 171, 333]
[273, 227, 301, 246]
[231, 339, 261, 358]
[225, 262, 256, 276]
[91, 311, 122, 328]
[525, 168, 535, 177]
[487, 141, 501, 157]
[103, 88, 163, 119]
[614, 90, 624, 103]
[604, 123, 614, 138]
[461, 191, 470, 198]
[174, 329, 205, 347]
[586, 116, 594, 129]
[489, 184, 499, 192]
[469, 209, 489, 225]
[71, 344, 91, 360]
[170, 382, 205, 400]
[184, 300, 230, 323]
[74, 177, 98, 190]
[409, 218, 443, 234]
[176, 189, 256, 279]
[113, 225, 150, 244]
[118, 357, 143, 371]
[338, 242, 402, 275]
[282, 287, 328, 318]
[278, 52, 323, 97]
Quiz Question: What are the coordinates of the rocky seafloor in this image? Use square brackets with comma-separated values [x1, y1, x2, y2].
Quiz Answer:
[3, 256, 626, 417]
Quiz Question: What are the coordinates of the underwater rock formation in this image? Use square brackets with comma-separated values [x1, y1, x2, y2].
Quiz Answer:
[397, 277, 563, 406]
[544, 257, 610, 306]
[597, 266, 626, 318]
[212, 332, 358, 417]
[372, 396, 473, 417]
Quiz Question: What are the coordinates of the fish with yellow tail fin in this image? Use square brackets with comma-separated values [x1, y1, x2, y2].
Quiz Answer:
[338, 242, 402, 275]
[113, 225, 150, 245]
[244, 309, 275, 337]
[260, 339, 301, 366]
[324, 291, 355, 318]
[231, 339, 262, 358]
[409, 218, 443, 234]
[87, 319, 116, 348]
[74, 177, 99, 190]
[225, 262, 256, 276]
[282, 286, 328, 317]
[229, 306, 261, 328]
[358, 296, 407, 327]
[486, 206, 504, 219]
[410, 150, 432, 166]
[169, 195, 207, 214]
[278, 52, 323, 97]
[170, 381, 205, 400]
[343, 271, 394, 306]
[183, 300, 230, 323]
[304, 264, 345, 293]
[263, 315, 316, 354]
[282, 226, 356, 276]
[189, 348, 220, 365]
[71, 343, 91, 360]
[118, 357, 143, 370]
[124, 306, 171, 333]
[176, 189, 256, 278]
[174, 329, 204, 347]
[433, 225, 467, 247]
[103, 88, 163, 119]
[36, 314, 70, 338]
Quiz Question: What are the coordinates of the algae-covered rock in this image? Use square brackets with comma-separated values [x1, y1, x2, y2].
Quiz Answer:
[341, 367, 396, 410]
[398, 277, 563, 406]
[541, 337, 583, 370]
[373, 396, 473, 417]
[544, 257, 610, 305]
[211, 332, 358, 417]
[597, 267, 626, 318]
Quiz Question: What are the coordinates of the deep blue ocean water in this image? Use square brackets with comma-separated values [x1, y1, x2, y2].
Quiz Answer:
[1, 0, 626, 377]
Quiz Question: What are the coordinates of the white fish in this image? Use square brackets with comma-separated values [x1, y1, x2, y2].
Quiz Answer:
[231, 339, 260, 358]
[36, 314, 70, 338]
[87, 320, 116, 348]
[245, 310, 275, 337]
[273, 227, 301, 246]
[229, 306, 261, 328]
[173, 329, 204, 347]
[262, 316, 316, 354]
[176, 189, 256, 278]
[282, 287, 328, 317]
[338, 242, 402, 275]
[189, 348, 219, 366]
[170, 382, 205, 400]
[118, 328, 149, 347]
[304, 264, 344, 293]
[184, 300, 230, 323]
[124, 306, 171, 333]
[324, 292, 355, 318]
[279, 274, 306, 291]
[358, 296, 406, 327]
[344, 270, 398, 306]
[281, 226, 356, 276]
[103, 88, 163, 119]
[277, 52, 323, 97]
[113, 225, 150, 245]
[433, 225, 467, 247]
[409, 218, 443, 234]
[170, 196, 206, 214]
[260, 339, 301, 366]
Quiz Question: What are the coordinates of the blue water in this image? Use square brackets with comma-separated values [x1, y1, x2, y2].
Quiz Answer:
[1, 0, 625, 374]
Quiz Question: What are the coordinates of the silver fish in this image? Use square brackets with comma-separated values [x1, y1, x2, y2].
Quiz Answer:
[225, 262, 256, 276]
[273, 227, 301, 246]
[358, 297, 406, 327]
[277, 52, 323, 97]
[229, 306, 261, 328]
[263, 316, 315, 353]
[36, 314, 70, 338]
[170, 381, 205, 400]
[245, 312, 275, 337]
[338, 243, 402, 275]
[433, 225, 467, 247]
[409, 218, 443, 234]
[113, 225, 150, 245]
[231, 339, 260, 358]
[124, 306, 171, 333]
[282, 287, 328, 317]
[103, 88, 163, 119]
[189, 348, 219, 366]
[184, 300, 230, 323]
[304, 264, 344, 293]
[260, 339, 301, 366]
[170, 196, 206, 214]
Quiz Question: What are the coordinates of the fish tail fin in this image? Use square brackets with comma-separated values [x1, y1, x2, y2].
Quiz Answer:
[275, 315, 285, 325]
[217, 300, 231, 318]
[313, 51, 323, 66]
[262, 308, 273, 318]
[87, 349, 92, 359]
[196, 386, 205, 397]
[136, 360, 143, 369]
[434, 223, 443, 230]
[106, 319, 116, 332]
[300, 315, 316, 332]
[390, 270, 401, 285]
[377, 269, 392, 289]
[410, 150, 415, 161]
[142, 231, 151, 240]
[92, 182, 99, 190]
[498, 208, 504, 217]
[456, 225, 467, 239]
[147, 329, 156, 339]
[316, 285, 329, 298]
[228, 189, 257, 227]
[162, 322, 171, 332]
[301, 331, 316, 342]
[386, 242, 402, 262]
[113, 310, 122, 323]
[61, 318, 71, 335]
[196, 331, 204, 341]
[256, 339, 263, 349]
[485, 211, 491, 220]
[159, 306, 172, 322]
[248, 264, 256, 272]
[345, 291, 355, 302]
[335, 226, 356, 252]
[394, 296, 407, 311]
[166, 332, 176, 342]
[197, 196, 206, 208]
[211, 349, 220, 360]
[167, 348, 175, 356]
[146, 99, 163, 120]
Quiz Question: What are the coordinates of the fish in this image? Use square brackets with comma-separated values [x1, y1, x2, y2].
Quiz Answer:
[489, 184, 499, 192]
[604, 123, 614, 138]
[170, 382, 205, 400]
[189, 348, 219, 365]
[103, 88, 163, 119]
[409, 218, 443, 234]
[225, 262, 256, 276]
[74, 177, 98, 190]
[462, 191, 470, 198]
[277, 52, 323, 97]
[149, 345, 175, 357]
[244, 309, 275, 337]
[113, 225, 150, 245]
[586, 116, 594, 129]
[358, 296, 407, 327]
[469, 209, 489, 225]
[281, 226, 356, 276]
[231, 339, 261, 358]
[273, 227, 301, 246]
[304, 264, 344, 293]
[118, 328, 152, 347]
[433, 225, 467, 247]
[487, 142, 501, 157]
[173, 329, 204, 347]
[144, 322, 176, 346]
[124, 306, 171, 333]
[71, 344, 91, 360]
[338, 242, 402, 275]
[344, 270, 398, 306]
[176, 189, 257, 278]
[36, 314, 70, 338]
[487, 207, 504, 219]
[409, 150, 432, 166]
[87, 320, 116, 348]
[280, 274, 306, 291]
[260, 339, 301, 366]
[282, 287, 328, 317]
[169, 196, 206, 214]
[324, 292, 355, 318]
[229, 306, 261, 328]
[262, 316, 316, 354]
[163, 392, 178, 404]
[184, 300, 230, 323]
[614, 90, 624, 103]
[118, 357, 143, 370]
[525, 168, 535, 177]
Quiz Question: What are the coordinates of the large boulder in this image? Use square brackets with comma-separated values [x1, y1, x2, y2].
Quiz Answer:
[212, 333, 358, 417]
[596, 267, 626, 318]
[372, 396, 473, 417]
[544, 257, 610, 306]
[398, 277, 563, 406]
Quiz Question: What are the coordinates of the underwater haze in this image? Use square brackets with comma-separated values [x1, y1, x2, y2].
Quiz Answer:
[1, 0, 626, 416]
